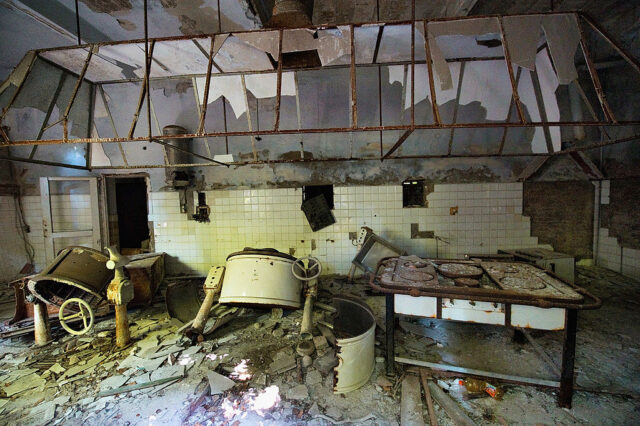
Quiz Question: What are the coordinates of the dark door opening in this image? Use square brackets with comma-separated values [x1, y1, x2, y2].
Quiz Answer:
[115, 177, 149, 252]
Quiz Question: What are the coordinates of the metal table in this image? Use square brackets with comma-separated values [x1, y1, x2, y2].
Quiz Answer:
[370, 257, 601, 408]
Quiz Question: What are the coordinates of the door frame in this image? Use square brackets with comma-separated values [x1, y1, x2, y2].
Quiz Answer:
[101, 173, 153, 252]
[40, 176, 101, 263]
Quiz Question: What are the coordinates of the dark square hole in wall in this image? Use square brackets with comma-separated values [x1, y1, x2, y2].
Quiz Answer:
[403, 179, 425, 207]
[303, 184, 334, 209]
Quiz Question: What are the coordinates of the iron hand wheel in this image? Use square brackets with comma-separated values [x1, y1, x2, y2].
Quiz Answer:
[59, 298, 95, 336]
[292, 256, 322, 281]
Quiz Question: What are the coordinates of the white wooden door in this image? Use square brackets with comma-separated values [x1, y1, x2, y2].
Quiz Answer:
[40, 177, 101, 263]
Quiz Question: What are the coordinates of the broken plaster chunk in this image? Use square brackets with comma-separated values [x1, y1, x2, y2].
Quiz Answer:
[207, 371, 235, 395]
[313, 335, 328, 352]
[150, 365, 185, 382]
[305, 369, 322, 386]
[217, 334, 236, 344]
[59, 355, 106, 380]
[268, 353, 297, 375]
[99, 375, 129, 392]
[286, 384, 309, 401]
[301, 355, 313, 368]
[1, 372, 46, 397]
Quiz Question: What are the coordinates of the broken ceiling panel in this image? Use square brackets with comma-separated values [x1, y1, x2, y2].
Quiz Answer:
[458, 61, 513, 122]
[534, 49, 561, 152]
[541, 14, 581, 85]
[282, 29, 318, 53]
[151, 39, 211, 77]
[354, 25, 380, 64]
[502, 15, 543, 71]
[426, 17, 501, 90]
[317, 27, 351, 66]
[233, 31, 280, 59]
[195, 72, 295, 120]
[95, 44, 148, 80]
[89, 143, 112, 167]
[214, 36, 274, 72]
[377, 25, 413, 63]
[282, 27, 352, 66]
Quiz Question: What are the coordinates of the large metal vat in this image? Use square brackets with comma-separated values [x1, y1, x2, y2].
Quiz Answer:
[219, 248, 302, 309]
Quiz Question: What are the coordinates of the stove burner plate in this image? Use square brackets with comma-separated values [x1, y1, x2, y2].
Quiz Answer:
[481, 262, 581, 299]
[437, 263, 483, 279]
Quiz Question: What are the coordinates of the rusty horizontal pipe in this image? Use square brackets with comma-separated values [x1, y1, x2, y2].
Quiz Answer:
[56, 132, 637, 170]
[4, 121, 640, 147]
[0, 156, 89, 170]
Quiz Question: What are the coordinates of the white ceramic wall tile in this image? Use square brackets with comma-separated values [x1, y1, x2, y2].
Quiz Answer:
[148, 183, 543, 275]
[0, 195, 47, 279]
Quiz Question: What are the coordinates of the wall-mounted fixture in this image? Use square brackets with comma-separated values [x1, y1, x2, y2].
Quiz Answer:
[192, 192, 211, 223]
[302, 184, 334, 209]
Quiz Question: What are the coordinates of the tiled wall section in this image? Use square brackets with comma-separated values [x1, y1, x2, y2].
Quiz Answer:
[0, 194, 93, 281]
[595, 181, 640, 280]
[150, 183, 542, 275]
[0, 195, 45, 280]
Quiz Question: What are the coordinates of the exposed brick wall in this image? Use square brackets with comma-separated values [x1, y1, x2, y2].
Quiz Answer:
[523, 181, 594, 259]
[600, 177, 640, 250]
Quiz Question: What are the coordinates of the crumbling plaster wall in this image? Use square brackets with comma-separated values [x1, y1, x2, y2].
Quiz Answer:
[523, 181, 594, 259]
[596, 179, 640, 280]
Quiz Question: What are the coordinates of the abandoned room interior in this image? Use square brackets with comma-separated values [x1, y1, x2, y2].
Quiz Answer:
[0, 0, 639, 424]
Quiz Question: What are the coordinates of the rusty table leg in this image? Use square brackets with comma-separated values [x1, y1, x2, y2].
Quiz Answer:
[386, 293, 395, 375]
[559, 309, 578, 408]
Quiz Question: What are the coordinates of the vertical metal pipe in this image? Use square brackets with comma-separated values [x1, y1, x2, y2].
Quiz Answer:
[577, 17, 616, 124]
[410, 0, 415, 128]
[198, 36, 216, 135]
[498, 67, 521, 154]
[498, 17, 526, 124]
[422, 21, 441, 125]
[274, 29, 284, 131]
[448, 61, 466, 155]
[350, 24, 358, 128]
[74, 0, 81, 45]
[144, 0, 152, 140]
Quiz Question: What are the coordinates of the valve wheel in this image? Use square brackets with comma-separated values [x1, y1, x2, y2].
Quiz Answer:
[59, 298, 95, 336]
[292, 256, 322, 281]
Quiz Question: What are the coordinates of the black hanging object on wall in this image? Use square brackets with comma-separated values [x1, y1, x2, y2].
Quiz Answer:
[301, 194, 335, 232]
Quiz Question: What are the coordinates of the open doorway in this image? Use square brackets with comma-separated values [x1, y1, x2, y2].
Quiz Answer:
[104, 175, 151, 255]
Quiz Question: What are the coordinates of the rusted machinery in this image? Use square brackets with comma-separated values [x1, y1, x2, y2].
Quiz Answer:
[2, 247, 165, 341]
[186, 266, 225, 341]
[219, 248, 302, 309]
[105, 247, 134, 347]
[291, 256, 321, 341]
[28, 246, 113, 336]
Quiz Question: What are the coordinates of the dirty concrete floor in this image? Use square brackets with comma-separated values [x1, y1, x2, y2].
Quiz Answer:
[0, 266, 639, 425]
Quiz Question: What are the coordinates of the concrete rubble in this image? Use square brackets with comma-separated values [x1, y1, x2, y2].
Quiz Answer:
[0, 267, 637, 425]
